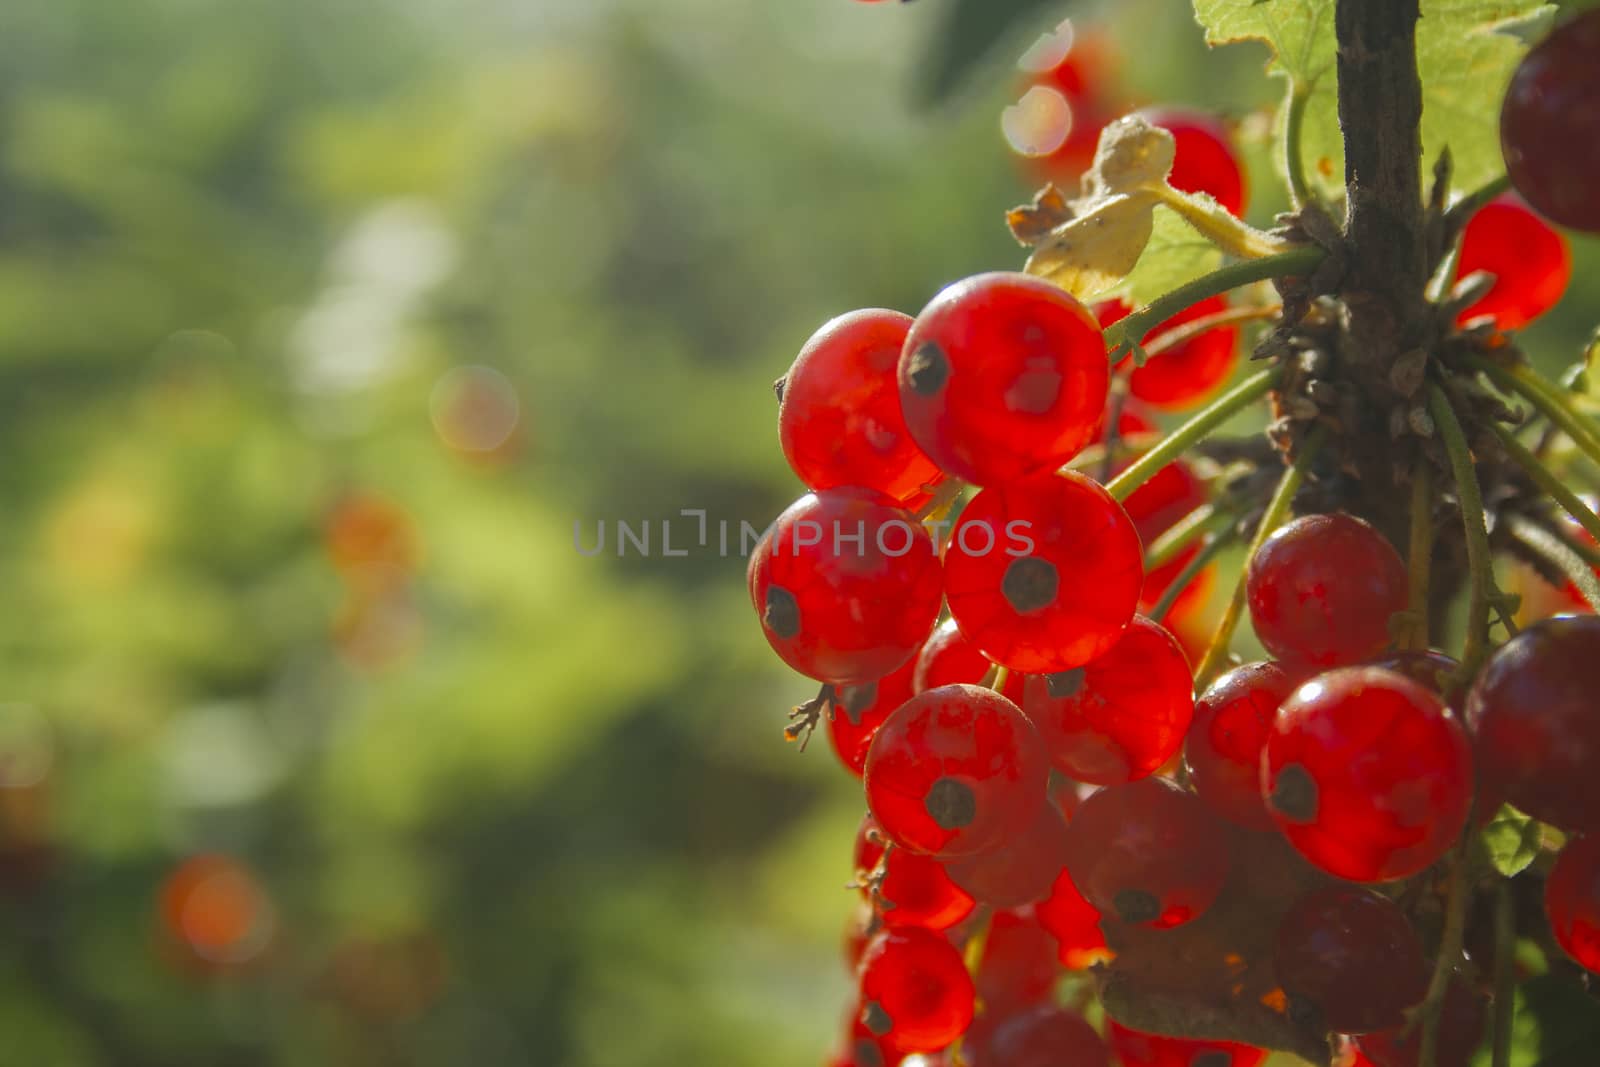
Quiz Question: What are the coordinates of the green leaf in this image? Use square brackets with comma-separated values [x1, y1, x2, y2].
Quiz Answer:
[1192, 0, 1556, 202]
[1470, 973, 1600, 1066]
[916, 0, 1077, 106]
[1117, 204, 1225, 306]
[1481, 803, 1544, 877]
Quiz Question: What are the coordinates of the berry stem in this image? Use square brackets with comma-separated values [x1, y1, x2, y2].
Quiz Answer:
[1149, 532, 1230, 624]
[1194, 424, 1328, 687]
[1506, 513, 1600, 611]
[1441, 173, 1513, 241]
[1416, 829, 1474, 1067]
[1402, 459, 1434, 650]
[1104, 367, 1280, 502]
[1141, 303, 1282, 360]
[1283, 82, 1313, 209]
[1427, 385, 1494, 683]
[1467, 354, 1600, 470]
[1491, 880, 1515, 1067]
[1145, 503, 1233, 573]
[1102, 248, 1325, 363]
[1485, 419, 1600, 546]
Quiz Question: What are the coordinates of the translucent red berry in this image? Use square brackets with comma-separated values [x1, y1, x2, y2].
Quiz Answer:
[965, 1005, 1110, 1067]
[1108, 1021, 1267, 1067]
[944, 798, 1070, 908]
[1062, 777, 1229, 928]
[972, 906, 1061, 1012]
[1142, 107, 1249, 216]
[1100, 295, 1240, 410]
[1273, 885, 1429, 1034]
[1246, 512, 1408, 669]
[1545, 835, 1600, 974]
[1036, 868, 1107, 969]
[1467, 615, 1600, 834]
[912, 618, 1025, 704]
[1454, 194, 1570, 331]
[1366, 649, 1460, 706]
[864, 684, 1049, 858]
[748, 489, 941, 685]
[1263, 667, 1474, 882]
[778, 309, 946, 510]
[1024, 615, 1194, 785]
[830, 658, 918, 777]
[853, 814, 975, 931]
[1500, 9, 1600, 233]
[1356, 977, 1487, 1067]
[857, 927, 976, 1052]
[898, 272, 1108, 486]
[944, 470, 1143, 674]
[1185, 661, 1296, 831]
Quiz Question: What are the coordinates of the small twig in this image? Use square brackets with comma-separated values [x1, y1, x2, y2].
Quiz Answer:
[1507, 514, 1600, 612]
[1468, 355, 1600, 473]
[1099, 377, 1131, 484]
[1427, 385, 1494, 685]
[1486, 419, 1600, 547]
[784, 684, 835, 749]
[1416, 829, 1475, 1067]
[1106, 368, 1280, 502]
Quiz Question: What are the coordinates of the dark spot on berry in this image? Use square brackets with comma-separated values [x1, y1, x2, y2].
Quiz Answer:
[1002, 557, 1059, 613]
[1112, 888, 1161, 924]
[764, 586, 800, 639]
[1270, 762, 1319, 823]
[906, 343, 949, 395]
[852, 1039, 885, 1067]
[860, 1000, 893, 1037]
[837, 683, 878, 725]
[1046, 668, 1086, 698]
[925, 776, 977, 830]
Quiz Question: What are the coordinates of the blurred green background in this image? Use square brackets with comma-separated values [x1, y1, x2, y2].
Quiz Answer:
[0, 1, 1595, 1064]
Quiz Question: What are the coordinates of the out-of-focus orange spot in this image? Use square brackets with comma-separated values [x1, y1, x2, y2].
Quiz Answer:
[430, 365, 523, 465]
[159, 853, 274, 969]
[324, 492, 419, 577]
[332, 579, 424, 671]
[1260, 986, 1288, 1014]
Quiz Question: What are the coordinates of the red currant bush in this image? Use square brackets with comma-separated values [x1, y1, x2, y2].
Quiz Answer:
[863, 684, 1049, 858]
[1466, 615, 1600, 835]
[1062, 776, 1230, 928]
[829, 658, 918, 777]
[857, 927, 975, 1052]
[1500, 8, 1600, 233]
[1246, 513, 1408, 669]
[1545, 835, 1600, 974]
[898, 272, 1108, 486]
[1023, 615, 1194, 785]
[944, 469, 1143, 674]
[1454, 194, 1571, 331]
[965, 1004, 1110, 1067]
[1185, 661, 1297, 831]
[748, 488, 941, 685]
[1272, 885, 1429, 1034]
[1262, 667, 1474, 882]
[778, 309, 945, 509]
[1142, 108, 1249, 217]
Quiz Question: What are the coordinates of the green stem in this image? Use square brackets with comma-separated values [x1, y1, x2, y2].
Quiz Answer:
[1467, 355, 1600, 471]
[1142, 304, 1281, 359]
[1487, 419, 1600, 547]
[1149, 532, 1231, 624]
[1283, 83, 1313, 208]
[1418, 830, 1475, 1067]
[1492, 880, 1515, 1067]
[1427, 385, 1494, 684]
[1105, 368, 1279, 502]
[1145, 504, 1226, 572]
[1443, 173, 1512, 235]
[1404, 460, 1434, 651]
[1194, 425, 1327, 686]
[1103, 247, 1326, 361]
[1507, 514, 1600, 612]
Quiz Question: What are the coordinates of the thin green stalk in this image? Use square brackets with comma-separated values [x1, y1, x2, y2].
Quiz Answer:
[1418, 830, 1475, 1067]
[1468, 355, 1600, 470]
[1105, 368, 1279, 502]
[989, 666, 1011, 695]
[1145, 503, 1227, 573]
[1443, 173, 1512, 235]
[1141, 303, 1281, 359]
[1404, 460, 1434, 651]
[1103, 247, 1326, 361]
[1427, 385, 1494, 683]
[1283, 83, 1313, 208]
[1507, 514, 1600, 612]
[1492, 881, 1515, 1067]
[1194, 425, 1327, 686]
[1486, 418, 1600, 547]
[1150, 532, 1231, 624]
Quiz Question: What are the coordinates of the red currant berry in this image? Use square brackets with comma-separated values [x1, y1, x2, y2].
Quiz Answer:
[1142, 108, 1249, 216]
[778, 310, 946, 510]
[1500, 9, 1600, 233]
[1246, 513, 1408, 669]
[1024, 616, 1194, 785]
[831, 658, 919, 777]
[944, 798, 1070, 909]
[973, 906, 1061, 1012]
[1185, 661, 1296, 831]
[1467, 615, 1600, 834]
[864, 685, 1049, 858]
[944, 470, 1143, 674]
[1365, 649, 1460, 706]
[965, 1005, 1110, 1067]
[898, 272, 1108, 486]
[857, 927, 976, 1052]
[1545, 835, 1600, 974]
[912, 618, 1025, 704]
[1356, 977, 1487, 1067]
[1062, 777, 1229, 928]
[1263, 667, 1474, 882]
[832, 1000, 908, 1067]
[1273, 885, 1429, 1034]
[748, 489, 941, 685]
[1107, 1021, 1267, 1067]
[1454, 194, 1570, 331]
[1036, 868, 1107, 969]
[854, 814, 975, 931]
[1099, 296, 1241, 410]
